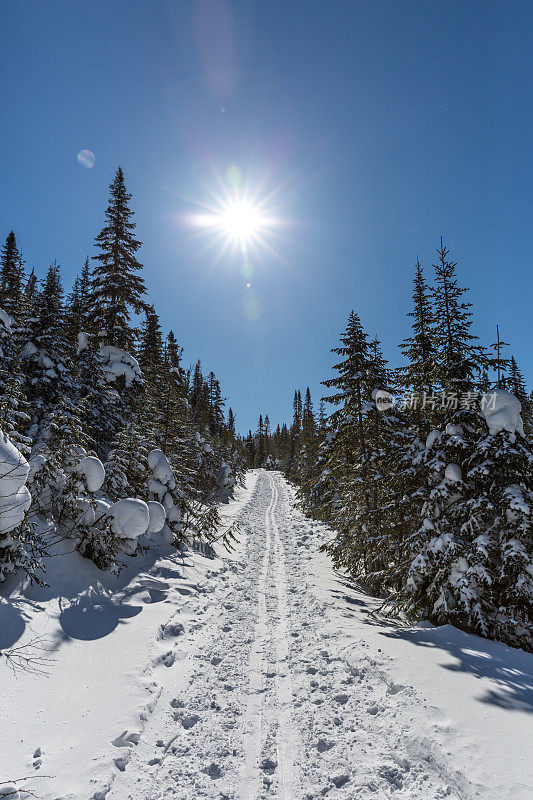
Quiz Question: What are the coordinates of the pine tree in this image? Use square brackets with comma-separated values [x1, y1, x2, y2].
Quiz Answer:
[507, 356, 531, 430]
[431, 238, 487, 393]
[399, 257, 435, 396]
[23, 262, 75, 434]
[0, 232, 24, 313]
[227, 407, 236, 439]
[490, 324, 510, 389]
[394, 397, 533, 650]
[64, 257, 92, 343]
[255, 414, 266, 466]
[90, 167, 146, 350]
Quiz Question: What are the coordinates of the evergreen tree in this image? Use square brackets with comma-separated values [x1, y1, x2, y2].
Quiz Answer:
[431, 238, 487, 393]
[399, 257, 435, 395]
[64, 257, 92, 343]
[490, 324, 510, 389]
[0, 232, 24, 313]
[90, 167, 146, 350]
[394, 397, 533, 650]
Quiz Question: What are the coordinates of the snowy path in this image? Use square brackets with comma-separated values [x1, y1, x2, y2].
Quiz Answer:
[3, 470, 531, 800]
[104, 471, 487, 800]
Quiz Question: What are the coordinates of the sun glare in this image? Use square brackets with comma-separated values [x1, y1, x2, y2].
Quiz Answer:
[216, 200, 265, 244]
[183, 167, 288, 262]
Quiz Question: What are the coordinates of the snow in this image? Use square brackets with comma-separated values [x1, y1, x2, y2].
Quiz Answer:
[147, 500, 166, 533]
[482, 388, 525, 436]
[445, 462, 462, 482]
[20, 341, 38, 358]
[77, 330, 90, 354]
[0, 307, 13, 334]
[425, 429, 440, 449]
[99, 345, 142, 388]
[76, 497, 111, 526]
[0, 431, 30, 494]
[1, 471, 531, 800]
[76, 455, 105, 492]
[109, 498, 150, 539]
[147, 449, 175, 489]
[0, 432, 32, 536]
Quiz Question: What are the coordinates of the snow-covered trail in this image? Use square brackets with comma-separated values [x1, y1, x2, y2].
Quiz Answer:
[3, 470, 531, 800]
[105, 471, 486, 800]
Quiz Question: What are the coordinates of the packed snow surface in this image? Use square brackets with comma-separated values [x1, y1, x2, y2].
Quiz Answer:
[1, 471, 531, 800]
[482, 388, 524, 436]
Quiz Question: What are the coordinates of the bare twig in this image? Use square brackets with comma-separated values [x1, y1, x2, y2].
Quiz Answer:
[0, 636, 56, 676]
[0, 775, 53, 799]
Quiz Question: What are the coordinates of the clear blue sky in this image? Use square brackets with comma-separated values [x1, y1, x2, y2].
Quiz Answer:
[1, 1, 532, 433]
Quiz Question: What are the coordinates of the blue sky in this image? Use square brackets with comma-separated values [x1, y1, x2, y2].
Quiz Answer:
[1, 1, 532, 433]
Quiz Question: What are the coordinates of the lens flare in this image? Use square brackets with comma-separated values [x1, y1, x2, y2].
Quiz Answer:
[77, 149, 95, 169]
[240, 262, 254, 279]
[242, 293, 262, 320]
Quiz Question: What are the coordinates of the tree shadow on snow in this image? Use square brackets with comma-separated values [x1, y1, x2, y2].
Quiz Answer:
[0, 534, 190, 650]
[0, 598, 26, 649]
[58, 592, 143, 641]
[379, 623, 533, 713]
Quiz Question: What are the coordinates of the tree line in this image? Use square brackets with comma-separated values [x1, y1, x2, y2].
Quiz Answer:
[245, 239, 533, 651]
[0, 167, 242, 580]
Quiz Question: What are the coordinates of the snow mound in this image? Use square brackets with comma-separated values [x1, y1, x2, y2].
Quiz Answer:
[76, 456, 105, 493]
[99, 345, 142, 388]
[0, 432, 31, 535]
[147, 500, 166, 533]
[444, 463, 462, 483]
[109, 498, 150, 539]
[76, 497, 111, 526]
[0, 431, 30, 494]
[0, 307, 13, 334]
[482, 389, 524, 436]
[147, 449, 175, 491]
[425, 430, 440, 450]
[77, 331, 90, 354]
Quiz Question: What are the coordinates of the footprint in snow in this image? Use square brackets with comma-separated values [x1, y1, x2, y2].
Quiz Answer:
[114, 753, 130, 771]
[112, 730, 140, 747]
[160, 650, 175, 667]
[179, 714, 200, 729]
[331, 774, 350, 789]
[158, 621, 185, 639]
[334, 693, 350, 705]
[316, 738, 335, 753]
[260, 757, 277, 774]
[205, 762, 222, 780]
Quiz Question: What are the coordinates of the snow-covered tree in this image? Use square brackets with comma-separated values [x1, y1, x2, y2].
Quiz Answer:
[89, 167, 146, 350]
[394, 391, 533, 650]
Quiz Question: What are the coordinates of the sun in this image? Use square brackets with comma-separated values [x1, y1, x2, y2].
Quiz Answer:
[213, 200, 266, 245]
[183, 169, 287, 262]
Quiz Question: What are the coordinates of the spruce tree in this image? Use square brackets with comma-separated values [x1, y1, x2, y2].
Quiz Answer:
[431, 238, 487, 393]
[90, 167, 146, 350]
[399, 257, 435, 399]
[64, 257, 92, 343]
[0, 232, 24, 313]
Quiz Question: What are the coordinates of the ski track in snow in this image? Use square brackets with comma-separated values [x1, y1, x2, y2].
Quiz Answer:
[104, 470, 477, 800]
